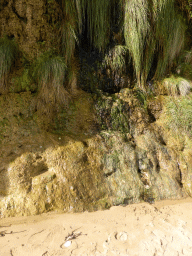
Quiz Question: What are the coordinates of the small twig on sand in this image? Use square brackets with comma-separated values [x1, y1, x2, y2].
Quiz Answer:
[42, 251, 49, 256]
[0, 224, 11, 228]
[60, 227, 87, 248]
[0, 230, 27, 237]
[29, 229, 45, 238]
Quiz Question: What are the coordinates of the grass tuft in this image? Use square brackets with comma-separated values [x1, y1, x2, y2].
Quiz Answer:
[33, 51, 69, 117]
[161, 76, 191, 96]
[165, 95, 192, 138]
[0, 37, 18, 94]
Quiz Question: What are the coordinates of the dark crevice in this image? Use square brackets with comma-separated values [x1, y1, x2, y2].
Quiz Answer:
[123, 197, 132, 205]
[177, 162, 183, 188]
[82, 141, 88, 147]
[137, 167, 143, 181]
[149, 160, 153, 169]
[104, 168, 117, 177]
[156, 162, 160, 173]
[36, 155, 42, 160]
[82, 154, 88, 163]
[137, 167, 141, 174]
[7, 34, 15, 40]
[158, 135, 166, 146]
[35, 167, 48, 177]
[139, 190, 155, 204]
[147, 108, 156, 123]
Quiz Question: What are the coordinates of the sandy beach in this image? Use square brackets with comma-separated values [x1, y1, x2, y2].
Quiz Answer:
[0, 198, 192, 256]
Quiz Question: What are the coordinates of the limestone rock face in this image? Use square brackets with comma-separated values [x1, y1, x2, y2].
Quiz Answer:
[0, 0, 61, 60]
[0, 88, 191, 217]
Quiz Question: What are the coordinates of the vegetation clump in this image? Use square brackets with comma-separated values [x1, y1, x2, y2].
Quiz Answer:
[160, 76, 192, 96]
[32, 51, 69, 118]
[124, 0, 186, 88]
[0, 37, 18, 94]
[165, 95, 192, 138]
[1, 0, 191, 95]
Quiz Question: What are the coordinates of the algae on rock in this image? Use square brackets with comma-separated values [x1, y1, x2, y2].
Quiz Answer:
[0, 88, 191, 217]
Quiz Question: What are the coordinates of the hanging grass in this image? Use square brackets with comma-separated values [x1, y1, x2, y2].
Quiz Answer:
[33, 51, 69, 117]
[124, 0, 186, 89]
[52, 0, 188, 93]
[61, 20, 78, 65]
[124, 0, 150, 88]
[60, 0, 81, 65]
[81, 0, 112, 51]
[154, 0, 186, 80]
[101, 45, 129, 91]
[102, 45, 127, 73]
[0, 37, 18, 94]
[60, 0, 114, 57]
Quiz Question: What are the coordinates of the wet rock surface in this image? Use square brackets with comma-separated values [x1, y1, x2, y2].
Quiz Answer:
[0, 88, 191, 217]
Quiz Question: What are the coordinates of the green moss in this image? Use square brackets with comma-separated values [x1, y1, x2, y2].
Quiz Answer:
[95, 94, 130, 133]
[140, 186, 156, 203]
[161, 76, 191, 96]
[165, 95, 192, 138]
[111, 99, 130, 132]
[133, 88, 148, 109]
[11, 68, 37, 93]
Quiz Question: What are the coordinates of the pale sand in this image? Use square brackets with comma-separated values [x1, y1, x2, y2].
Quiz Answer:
[1, 198, 192, 256]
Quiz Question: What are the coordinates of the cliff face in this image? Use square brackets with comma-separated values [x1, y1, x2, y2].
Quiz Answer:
[0, 0, 61, 60]
[0, 1, 191, 217]
[0, 88, 191, 217]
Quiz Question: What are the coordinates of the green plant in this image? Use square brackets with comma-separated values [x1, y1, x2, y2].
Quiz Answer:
[0, 36, 18, 93]
[56, 0, 189, 92]
[11, 68, 36, 93]
[60, 0, 81, 65]
[81, 0, 113, 51]
[161, 76, 191, 96]
[176, 0, 192, 20]
[134, 88, 148, 109]
[60, 0, 120, 61]
[165, 95, 192, 137]
[33, 51, 69, 116]
[124, 0, 186, 89]
[176, 50, 192, 80]
[102, 45, 128, 73]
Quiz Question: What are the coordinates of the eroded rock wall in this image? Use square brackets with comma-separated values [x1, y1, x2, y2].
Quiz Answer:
[0, 0, 61, 60]
[0, 89, 190, 217]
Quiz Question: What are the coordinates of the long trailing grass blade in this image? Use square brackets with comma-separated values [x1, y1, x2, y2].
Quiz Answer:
[81, 0, 112, 51]
[124, 0, 186, 89]
[154, 0, 186, 80]
[124, 0, 149, 88]
[60, 0, 81, 64]
[0, 37, 18, 93]
[61, 21, 77, 65]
